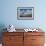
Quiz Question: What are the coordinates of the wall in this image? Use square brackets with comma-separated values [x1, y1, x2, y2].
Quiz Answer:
[0, 0, 46, 45]
[0, 0, 46, 30]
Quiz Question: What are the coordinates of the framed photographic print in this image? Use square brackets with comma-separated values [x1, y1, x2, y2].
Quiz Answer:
[17, 7, 34, 20]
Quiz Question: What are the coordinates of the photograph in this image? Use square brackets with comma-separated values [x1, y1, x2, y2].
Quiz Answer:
[17, 7, 34, 20]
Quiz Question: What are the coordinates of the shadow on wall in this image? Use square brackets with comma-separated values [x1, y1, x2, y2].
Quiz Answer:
[0, 24, 7, 43]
